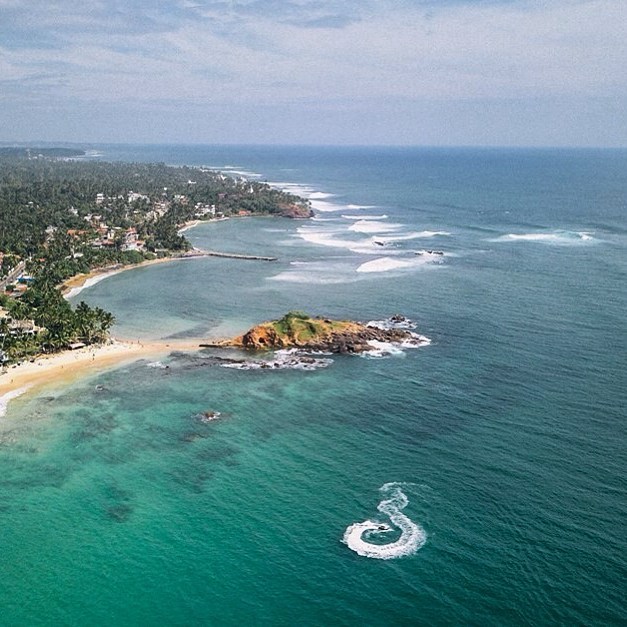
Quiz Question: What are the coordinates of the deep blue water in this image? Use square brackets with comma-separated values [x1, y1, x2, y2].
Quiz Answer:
[1, 145, 626, 625]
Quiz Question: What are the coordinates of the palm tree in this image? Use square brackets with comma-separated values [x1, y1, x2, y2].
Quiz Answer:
[92, 306, 115, 342]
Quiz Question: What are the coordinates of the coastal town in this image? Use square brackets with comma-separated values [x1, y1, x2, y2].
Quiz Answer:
[0, 149, 311, 366]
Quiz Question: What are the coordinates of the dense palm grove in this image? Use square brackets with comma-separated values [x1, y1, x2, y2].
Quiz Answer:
[0, 149, 309, 365]
[0, 289, 114, 362]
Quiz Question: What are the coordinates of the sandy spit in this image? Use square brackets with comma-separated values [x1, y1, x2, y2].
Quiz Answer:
[0, 338, 203, 414]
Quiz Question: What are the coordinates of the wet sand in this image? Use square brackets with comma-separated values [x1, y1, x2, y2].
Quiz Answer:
[0, 338, 203, 414]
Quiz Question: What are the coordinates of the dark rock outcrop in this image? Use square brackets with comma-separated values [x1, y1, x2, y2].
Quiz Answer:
[221, 312, 417, 354]
[278, 203, 314, 219]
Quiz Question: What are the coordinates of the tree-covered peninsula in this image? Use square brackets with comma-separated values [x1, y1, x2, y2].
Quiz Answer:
[0, 150, 311, 365]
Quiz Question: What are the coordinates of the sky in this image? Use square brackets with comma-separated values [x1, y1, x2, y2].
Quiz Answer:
[0, 0, 625, 146]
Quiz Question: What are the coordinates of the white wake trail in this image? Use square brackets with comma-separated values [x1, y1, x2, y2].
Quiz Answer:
[343, 483, 426, 559]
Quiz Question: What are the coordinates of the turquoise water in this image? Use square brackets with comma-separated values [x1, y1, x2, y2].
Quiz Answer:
[1, 146, 626, 625]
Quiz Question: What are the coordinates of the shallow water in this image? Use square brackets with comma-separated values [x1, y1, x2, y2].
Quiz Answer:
[1, 146, 626, 625]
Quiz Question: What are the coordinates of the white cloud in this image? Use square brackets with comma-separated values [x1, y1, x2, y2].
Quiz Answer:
[0, 0, 625, 144]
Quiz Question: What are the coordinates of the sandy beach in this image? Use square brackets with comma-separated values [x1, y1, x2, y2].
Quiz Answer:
[0, 338, 203, 416]
[177, 219, 201, 234]
[61, 252, 211, 299]
[62, 257, 184, 299]
[3, 220, 234, 415]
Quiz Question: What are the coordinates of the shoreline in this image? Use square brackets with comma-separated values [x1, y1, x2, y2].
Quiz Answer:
[61, 251, 210, 299]
[2, 214, 284, 415]
[62, 214, 286, 300]
[177, 216, 229, 235]
[0, 337, 204, 416]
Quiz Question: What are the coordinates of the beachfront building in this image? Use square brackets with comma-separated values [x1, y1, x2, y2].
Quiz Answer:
[122, 227, 145, 252]
[194, 203, 216, 218]
[0, 308, 41, 336]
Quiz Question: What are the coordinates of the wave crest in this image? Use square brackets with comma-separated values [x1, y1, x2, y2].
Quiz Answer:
[492, 230, 597, 245]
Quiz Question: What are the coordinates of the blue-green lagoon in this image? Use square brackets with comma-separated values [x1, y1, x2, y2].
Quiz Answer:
[1, 146, 626, 625]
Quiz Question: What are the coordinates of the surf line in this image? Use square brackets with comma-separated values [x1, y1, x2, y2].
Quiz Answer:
[342, 482, 426, 559]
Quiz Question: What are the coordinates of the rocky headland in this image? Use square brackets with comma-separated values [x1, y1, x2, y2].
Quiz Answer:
[277, 203, 315, 219]
[206, 311, 419, 354]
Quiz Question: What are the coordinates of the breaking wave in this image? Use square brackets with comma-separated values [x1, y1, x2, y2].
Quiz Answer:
[361, 316, 431, 357]
[367, 316, 417, 330]
[221, 349, 333, 371]
[342, 214, 389, 221]
[309, 192, 336, 199]
[219, 168, 262, 179]
[373, 230, 450, 244]
[356, 254, 444, 273]
[146, 361, 169, 369]
[343, 483, 426, 560]
[348, 220, 403, 234]
[492, 230, 597, 245]
[361, 334, 431, 358]
[362, 340, 406, 358]
[0, 386, 31, 418]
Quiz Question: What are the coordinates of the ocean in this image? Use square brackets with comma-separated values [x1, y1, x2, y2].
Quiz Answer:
[1, 145, 626, 625]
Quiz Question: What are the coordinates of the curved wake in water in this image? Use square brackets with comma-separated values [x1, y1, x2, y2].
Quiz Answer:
[343, 483, 426, 559]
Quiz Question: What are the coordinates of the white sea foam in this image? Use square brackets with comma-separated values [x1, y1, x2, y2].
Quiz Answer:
[362, 316, 431, 358]
[297, 226, 364, 251]
[348, 220, 403, 234]
[269, 260, 360, 284]
[361, 333, 431, 357]
[346, 204, 377, 209]
[267, 182, 317, 197]
[221, 168, 262, 179]
[367, 316, 417, 330]
[342, 214, 388, 221]
[492, 230, 597, 245]
[146, 361, 169, 369]
[372, 230, 451, 244]
[197, 411, 221, 423]
[362, 340, 406, 358]
[356, 255, 443, 273]
[401, 334, 432, 348]
[268, 272, 357, 285]
[296, 222, 420, 256]
[413, 230, 450, 238]
[64, 271, 122, 299]
[343, 483, 426, 560]
[0, 386, 31, 418]
[309, 198, 346, 213]
[221, 349, 333, 371]
[309, 192, 336, 199]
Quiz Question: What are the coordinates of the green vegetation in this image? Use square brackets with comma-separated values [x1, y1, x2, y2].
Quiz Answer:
[0, 149, 310, 365]
[0, 152, 309, 258]
[270, 311, 347, 343]
[0, 290, 114, 363]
